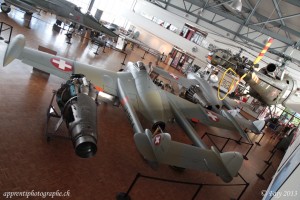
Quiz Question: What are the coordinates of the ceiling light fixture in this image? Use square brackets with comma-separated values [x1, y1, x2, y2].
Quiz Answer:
[229, 0, 242, 12]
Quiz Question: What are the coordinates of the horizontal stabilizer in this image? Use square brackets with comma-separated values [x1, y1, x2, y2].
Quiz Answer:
[151, 133, 243, 182]
[134, 130, 157, 162]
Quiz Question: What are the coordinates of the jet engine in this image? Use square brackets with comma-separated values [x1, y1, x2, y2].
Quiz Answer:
[56, 74, 98, 158]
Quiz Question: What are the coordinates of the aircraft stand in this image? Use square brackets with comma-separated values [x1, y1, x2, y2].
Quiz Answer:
[45, 90, 71, 142]
[201, 132, 254, 160]
[116, 172, 249, 200]
[0, 21, 13, 43]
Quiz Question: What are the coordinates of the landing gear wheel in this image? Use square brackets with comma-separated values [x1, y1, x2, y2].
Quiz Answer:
[1, 3, 11, 14]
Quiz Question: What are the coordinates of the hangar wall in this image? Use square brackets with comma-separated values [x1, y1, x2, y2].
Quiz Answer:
[121, 0, 300, 86]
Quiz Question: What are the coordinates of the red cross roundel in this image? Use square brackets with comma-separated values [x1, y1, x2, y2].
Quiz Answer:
[50, 58, 73, 72]
[154, 135, 161, 146]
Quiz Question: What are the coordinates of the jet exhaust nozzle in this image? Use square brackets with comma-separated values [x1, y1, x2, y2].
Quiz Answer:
[56, 75, 98, 158]
[266, 63, 277, 73]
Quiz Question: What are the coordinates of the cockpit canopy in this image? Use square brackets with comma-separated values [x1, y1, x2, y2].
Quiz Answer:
[134, 61, 146, 71]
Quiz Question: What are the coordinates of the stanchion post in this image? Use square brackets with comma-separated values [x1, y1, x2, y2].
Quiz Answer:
[243, 143, 254, 160]
[256, 162, 272, 180]
[0, 22, 3, 40]
[220, 138, 230, 152]
[102, 42, 106, 53]
[235, 173, 250, 200]
[237, 182, 249, 200]
[201, 132, 207, 139]
[122, 53, 127, 65]
[255, 133, 265, 146]
[116, 173, 140, 200]
[6, 24, 12, 43]
[236, 137, 242, 145]
[141, 50, 147, 59]
[264, 150, 276, 165]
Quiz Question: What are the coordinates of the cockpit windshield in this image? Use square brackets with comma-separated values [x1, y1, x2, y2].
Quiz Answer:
[134, 61, 146, 71]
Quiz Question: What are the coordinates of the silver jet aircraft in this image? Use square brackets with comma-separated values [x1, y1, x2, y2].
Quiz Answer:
[152, 66, 265, 137]
[1, 34, 245, 183]
[0, 0, 118, 37]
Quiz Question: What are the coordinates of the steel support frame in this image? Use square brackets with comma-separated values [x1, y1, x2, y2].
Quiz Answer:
[174, 0, 300, 45]
[272, 0, 291, 39]
[152, 0, 289, 56]
[233, 0, 263, 40]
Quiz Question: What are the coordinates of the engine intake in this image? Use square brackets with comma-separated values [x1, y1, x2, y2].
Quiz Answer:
[56, 74, 98, 158]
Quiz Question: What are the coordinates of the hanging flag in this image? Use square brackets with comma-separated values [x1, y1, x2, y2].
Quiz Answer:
[253, 37, 274, 65]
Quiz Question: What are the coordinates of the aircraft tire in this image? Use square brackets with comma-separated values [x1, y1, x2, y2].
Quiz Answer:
[1, 3, 11, 14]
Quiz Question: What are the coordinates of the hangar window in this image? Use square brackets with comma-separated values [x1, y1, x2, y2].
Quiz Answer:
[90, 0, 135, 28]
[180, 23, 208, 47]
[66, 0, 91, 13]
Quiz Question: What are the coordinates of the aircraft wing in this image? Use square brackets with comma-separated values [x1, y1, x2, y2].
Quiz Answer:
[152, 66, 198, 88]
[1, 34, 119, 96]
[165, 92, 251, 141]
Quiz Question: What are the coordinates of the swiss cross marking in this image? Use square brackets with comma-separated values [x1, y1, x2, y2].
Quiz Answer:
[206, 111, 219, 122]
[154, 135, 161, 146]
[50, 58, 73, 72]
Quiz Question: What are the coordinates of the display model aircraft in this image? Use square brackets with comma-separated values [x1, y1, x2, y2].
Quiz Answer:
[207, 47, 300, 113]
[0, 0, 118, 38]
[1, 34, 246, 183]
[152, 66, 265, 136]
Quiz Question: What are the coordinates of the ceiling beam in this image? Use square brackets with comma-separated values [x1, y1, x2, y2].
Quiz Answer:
[272, 0, 291, 39]
[249, 13, 300, 26]
[206, 0, 234, 9]
[182, 0, 300, 43]
[233, 0, 263, 40]
[284, 0, 300, 7]
[151, 1, 287, 57]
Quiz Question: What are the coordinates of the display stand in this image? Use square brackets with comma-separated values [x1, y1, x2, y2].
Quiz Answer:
[45, 90, 71, 142]
[201, 132, 254, 160]
[117, 172, 249, 200]
[0, 22, 13, 43]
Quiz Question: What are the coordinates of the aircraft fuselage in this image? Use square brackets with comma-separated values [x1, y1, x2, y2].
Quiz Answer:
[126, 62, 171, 130]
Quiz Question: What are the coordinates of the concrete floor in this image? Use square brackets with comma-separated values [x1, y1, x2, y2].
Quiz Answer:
[0, 9, 285, 200]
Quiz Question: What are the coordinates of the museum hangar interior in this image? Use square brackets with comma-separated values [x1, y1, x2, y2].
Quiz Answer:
[0, 0, 300, 199]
